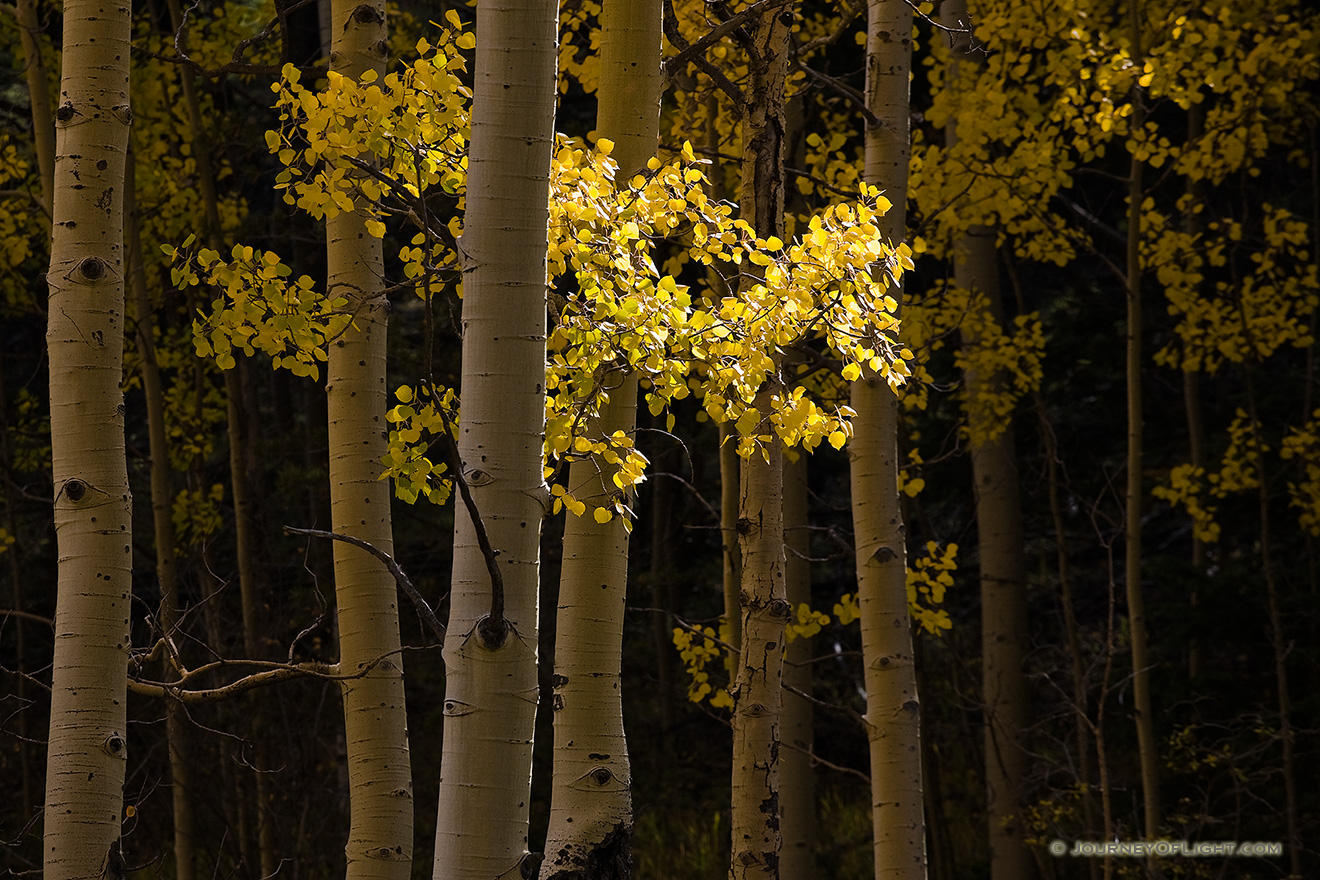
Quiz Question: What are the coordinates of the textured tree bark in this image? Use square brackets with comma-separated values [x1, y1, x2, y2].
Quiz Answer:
[126, 155, 198, 880]
[780, 454, 815, 880]
[851, 2, 926, 878]
[326, 3, 415, 878]
[431, 1, 557, 876]
[42, 4, 133, 877]
[540, 1, 661, 876]
[728, 9, 792, 879]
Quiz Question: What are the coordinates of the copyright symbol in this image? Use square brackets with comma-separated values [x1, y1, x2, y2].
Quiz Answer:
[1049, 840, 1068, 856]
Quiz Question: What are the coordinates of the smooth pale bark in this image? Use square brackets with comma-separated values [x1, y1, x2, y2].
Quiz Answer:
[1124, 0, 1160, 847]
[781, 454, 815, 880]
[43, 4, 133, 878]
[326, 3, 414, 878]
[126, 156, 198, 880]
[431, 1, 556, 877]
[541, 1, 661, 875]
[850, 2, 926, 878]
[541, 383, 639, 880]
[729, 10, 792, 879]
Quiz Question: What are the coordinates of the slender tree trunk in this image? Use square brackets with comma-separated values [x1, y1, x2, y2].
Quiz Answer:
[14, 0, 54, 214]
[431, 1, 557, 876]
[42, 4, 133, 877]
[956, 232, 1034, 880]
[851, 2, 926, 878]
[325, 3, 414, 878]
[0, 332, 35, 844]
[541, 2, 661, 875]
[126, 153, 198, 880]
[781, 454, 814, 880]
[1183, 103, 1207, 682]
[728, 9, 793, 879]
[940, 4, 1034, 870]
[161, 0, 281, 866]
[1124, 0, 1160, 847]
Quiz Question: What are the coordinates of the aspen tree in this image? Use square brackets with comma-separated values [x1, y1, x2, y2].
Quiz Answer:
[431, 0, 557, 876]
[13, 0, 53, 214]
[125, 155, 198, 880]
[851, 1, 926, 878]
[160, 0, 281, 864]
[728, 8, 792, 878]
[42, 3, 133, 877]
[325, 2, 414, 877]
[1122, 0, 1160, 847]
[939, 2, 1033, 875]
[540, 0, 662, 875]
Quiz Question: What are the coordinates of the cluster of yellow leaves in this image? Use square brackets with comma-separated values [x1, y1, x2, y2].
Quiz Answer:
[672, 621, 734, 709]
[1153, 410, 1264, 542]
[784, 603, 830, 644]
[266, 21, 472, 248]
[1152, 205, 1318, 374]
[176, 20, 911, 523]
[906, 540, 957, 633]
[0, 528, 15, 556]
[172, 483, 225, 549]
[382, 384, 457, 506]
[558, 0, 601, 96]
[945, 287, 1045, 445]
[1281, 413, 1320, 537]
[165, 237, 349, 379]
[669, 532, 955, 702]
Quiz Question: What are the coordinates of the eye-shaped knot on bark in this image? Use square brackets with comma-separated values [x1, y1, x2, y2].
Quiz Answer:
[741, 702, 772, 717]
[568, 766, 628, 793]
[112, 105, 133, 125]
[74, 256, 106, 283]
[442, 699, 474, 716]
[102, 732, 126, 758]
[64, 479, 88, 502]
[55, 104, 78, 124]
[767, 599, 792, 620]
[352, 4, 384, 23]
[464, 467, 495, 486]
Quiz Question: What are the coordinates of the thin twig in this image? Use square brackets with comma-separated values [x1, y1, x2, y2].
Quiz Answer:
[283, 525, 446, 642]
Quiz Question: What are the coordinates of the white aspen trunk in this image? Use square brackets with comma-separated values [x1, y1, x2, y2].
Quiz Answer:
[851, 2, 926, 878]
[326, 3, 414, 878]
[780, 454, 815, 880]
[541, 383, 638, 880]
[43, 4, 133, 878]
[540, 1, 661, 876]
[729, 9, 792, 878]
[431, 1, 557, 876]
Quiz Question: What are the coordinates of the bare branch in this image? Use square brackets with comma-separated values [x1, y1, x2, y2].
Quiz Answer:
[661, 0, 745, 104]
[283, 525, 446, 642]
[663, 0, 797, 79]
